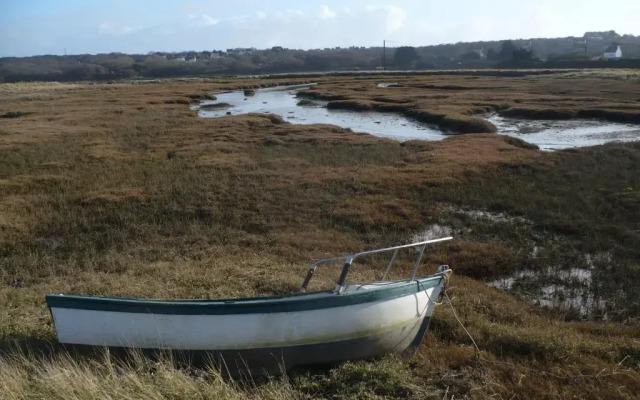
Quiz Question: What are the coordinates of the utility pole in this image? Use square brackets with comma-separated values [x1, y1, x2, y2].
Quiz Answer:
[382, 40, 386, 71]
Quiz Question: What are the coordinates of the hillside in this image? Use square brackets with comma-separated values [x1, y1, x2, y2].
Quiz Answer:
[1, 31, 639, 82]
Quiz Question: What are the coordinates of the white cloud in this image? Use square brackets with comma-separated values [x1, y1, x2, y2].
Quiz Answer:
[469, 15, 494, 37]
[274, 9, 304, 20]
[365, 5, 407, 33]
[320, 5, 336, 19]
[202, 15, 220, 25]
[98, 22, 135, 36]
[188, 14, 220, 26]
[228, 14, 254, 28]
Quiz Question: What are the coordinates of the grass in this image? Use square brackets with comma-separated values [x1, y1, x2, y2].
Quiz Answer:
[425, 142, 640, 319]
[0, 348, 301, 399]
[0, 71, 639, 398]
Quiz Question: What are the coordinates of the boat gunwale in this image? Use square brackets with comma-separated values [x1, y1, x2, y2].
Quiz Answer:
[46, 275, 445, 315]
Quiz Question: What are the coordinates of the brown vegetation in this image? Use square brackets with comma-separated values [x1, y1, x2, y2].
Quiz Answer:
[0, 72, 639, 398]
[300, 71, 640, 133]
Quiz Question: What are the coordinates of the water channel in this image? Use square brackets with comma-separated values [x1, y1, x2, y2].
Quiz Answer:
[195, 85, 445, 141]
[486, 114, 640, 150]
[195, 85, 640, 150]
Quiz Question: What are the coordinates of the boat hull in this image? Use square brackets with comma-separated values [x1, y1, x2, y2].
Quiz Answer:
[47, 276, 445, 374]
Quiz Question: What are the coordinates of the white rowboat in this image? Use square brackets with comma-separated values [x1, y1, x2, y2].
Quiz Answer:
[47, 237, 453, 375]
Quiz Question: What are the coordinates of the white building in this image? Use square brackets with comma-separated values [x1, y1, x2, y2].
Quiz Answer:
[603, 45, 622, 59]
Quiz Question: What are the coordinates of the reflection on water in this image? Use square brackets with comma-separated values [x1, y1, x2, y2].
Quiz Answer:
[377, 82, 401, 88]
[411, 224, 453, 242]
[195, 85, 446, 141]
[488, 252, 613, 318]
[487, 113, 640, 150]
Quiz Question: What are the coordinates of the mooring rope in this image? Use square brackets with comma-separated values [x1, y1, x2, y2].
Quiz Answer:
[444, 290, 480, 352]
[439, 289, 633, 382]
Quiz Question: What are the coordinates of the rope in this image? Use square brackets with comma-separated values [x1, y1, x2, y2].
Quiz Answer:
[444, 290, 480, 353]
[440, 290, 633, 382]
[418, 280, 443, 307]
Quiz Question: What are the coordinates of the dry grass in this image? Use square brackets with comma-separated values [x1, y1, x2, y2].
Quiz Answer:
[0, 348, 302, 400]
[0, 72, 639, 398]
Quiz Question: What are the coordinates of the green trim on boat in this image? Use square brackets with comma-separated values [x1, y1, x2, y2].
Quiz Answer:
[45, 276, 444, 315]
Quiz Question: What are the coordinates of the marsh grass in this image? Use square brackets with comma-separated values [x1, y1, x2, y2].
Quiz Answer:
[1, 74, 639, 398]
[0, 347, 301, 400]
[423, 142, 640, 319]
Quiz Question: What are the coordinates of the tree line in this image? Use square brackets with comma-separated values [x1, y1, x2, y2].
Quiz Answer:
[1, 31, 639, 82]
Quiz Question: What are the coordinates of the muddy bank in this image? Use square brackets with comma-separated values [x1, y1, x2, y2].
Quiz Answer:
[302, 93, 498, 134]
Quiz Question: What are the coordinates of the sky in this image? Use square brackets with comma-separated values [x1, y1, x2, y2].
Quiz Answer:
[1, 0, 639, 57]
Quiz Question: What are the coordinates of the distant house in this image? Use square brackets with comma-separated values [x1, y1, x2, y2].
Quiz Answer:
[226, 47, 256, 55]
[585, 30, 620, 41]
[472, 47, 486, 59]
[603, 44, 622, 59]
[584, 32, 604, 40]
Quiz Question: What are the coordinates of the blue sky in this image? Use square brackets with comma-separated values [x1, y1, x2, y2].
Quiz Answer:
[1, 0, 639, 57]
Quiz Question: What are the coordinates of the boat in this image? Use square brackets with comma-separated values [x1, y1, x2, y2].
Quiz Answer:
[46, 237, 453, 375]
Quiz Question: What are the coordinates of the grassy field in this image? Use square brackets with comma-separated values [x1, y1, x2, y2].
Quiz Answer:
[0, 72, 639, 399]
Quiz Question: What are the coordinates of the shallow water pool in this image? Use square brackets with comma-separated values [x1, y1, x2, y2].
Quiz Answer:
[195, 85, 446, 141]
[195, 85, 640, 149]
[487, 113, 640, 150]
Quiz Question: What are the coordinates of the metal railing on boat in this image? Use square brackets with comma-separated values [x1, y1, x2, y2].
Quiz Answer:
[300, 237, 453, 293]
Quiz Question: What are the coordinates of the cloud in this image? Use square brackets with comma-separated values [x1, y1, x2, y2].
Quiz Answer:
[469, 15, 494, 37]
[188, 14, 220, 26]
[274, 9, 304, 21]
[88, 5, 411, 53]
[365, 5, 407, 33]
[320, 5, 336, 20]
[98, 22, 135, 36]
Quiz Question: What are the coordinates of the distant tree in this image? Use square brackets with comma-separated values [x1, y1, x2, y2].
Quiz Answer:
[497, 40, 517, 61]
[94, 55, 135, 71]
[304, 53, 336, 70]
[393, 46, 419, 68]
[251, 54, 263, 65]
[461, 51, 481, 61]
[548, 52, 589, 62]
